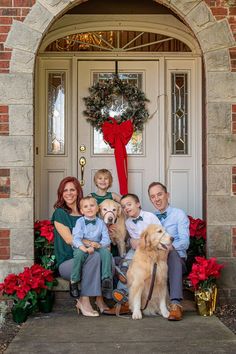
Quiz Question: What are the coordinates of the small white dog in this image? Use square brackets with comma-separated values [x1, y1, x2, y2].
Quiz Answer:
[99, 199, 127, 257]
[127, 224, 172, 320]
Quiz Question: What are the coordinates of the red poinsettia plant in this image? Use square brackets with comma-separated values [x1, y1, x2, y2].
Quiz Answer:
[186, 216, 206, 273]
[34, 220, 56, 271]
[0, 264, 54, 310]
[188, 256, 224, 291]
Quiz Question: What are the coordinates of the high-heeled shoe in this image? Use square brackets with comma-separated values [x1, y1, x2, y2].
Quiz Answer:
[76, 300, 99, 317]
[95, 301, 110, 314]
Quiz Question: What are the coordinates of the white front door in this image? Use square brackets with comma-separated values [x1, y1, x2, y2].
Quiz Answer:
[36, 57, 202, 219]
[78, 61, 160, 211]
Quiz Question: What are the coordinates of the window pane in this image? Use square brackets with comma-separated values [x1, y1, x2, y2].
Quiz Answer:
[47, 72, 65, 155]
[171, 73, 188, 155]
[93, 72, 144, 155]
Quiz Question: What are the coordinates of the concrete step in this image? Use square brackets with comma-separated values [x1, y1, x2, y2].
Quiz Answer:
[52, 277, 196, 312]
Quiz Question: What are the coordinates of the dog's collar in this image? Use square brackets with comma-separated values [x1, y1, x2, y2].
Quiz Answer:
[102, 210, 117, 224]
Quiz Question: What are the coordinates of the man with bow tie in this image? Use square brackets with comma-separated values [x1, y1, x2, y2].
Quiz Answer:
[148, 182, 190, 321]
[70, 196, 113, 298]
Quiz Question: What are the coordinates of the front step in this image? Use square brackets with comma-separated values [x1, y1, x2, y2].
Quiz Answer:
[52, 277, 196, 312]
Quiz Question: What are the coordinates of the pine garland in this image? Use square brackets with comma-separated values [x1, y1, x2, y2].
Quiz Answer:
[83, 76, 150, 132]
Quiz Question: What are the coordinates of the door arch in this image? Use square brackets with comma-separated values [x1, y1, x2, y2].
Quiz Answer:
[36, 14, 202, 218]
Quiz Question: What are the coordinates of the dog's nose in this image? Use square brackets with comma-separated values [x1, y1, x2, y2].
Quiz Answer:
[108, 217, 113, 223]
[170, 237, 174, 242]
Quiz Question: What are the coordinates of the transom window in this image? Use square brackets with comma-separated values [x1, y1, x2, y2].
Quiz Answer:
[45, 30, 191, 52]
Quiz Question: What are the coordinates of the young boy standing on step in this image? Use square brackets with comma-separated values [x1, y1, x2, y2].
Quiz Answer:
[70, 196, 113, 299]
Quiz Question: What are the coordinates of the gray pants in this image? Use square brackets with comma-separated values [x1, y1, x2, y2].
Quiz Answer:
[58, 252, 102, 297]
[168, 249, 186, 301]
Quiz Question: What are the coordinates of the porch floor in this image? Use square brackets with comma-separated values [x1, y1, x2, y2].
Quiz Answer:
[5, 291, 236, 354]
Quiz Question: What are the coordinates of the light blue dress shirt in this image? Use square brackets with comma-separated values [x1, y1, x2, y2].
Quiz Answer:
[155, 205, 190, 258]
[72, 216, 110, 248]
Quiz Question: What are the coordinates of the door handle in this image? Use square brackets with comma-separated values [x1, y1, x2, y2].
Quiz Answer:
[79, 156, 86, 186]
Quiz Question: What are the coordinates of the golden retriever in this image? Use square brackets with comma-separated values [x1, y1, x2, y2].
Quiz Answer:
[99, 199, 127, 257]
[127, 224, 172, 320]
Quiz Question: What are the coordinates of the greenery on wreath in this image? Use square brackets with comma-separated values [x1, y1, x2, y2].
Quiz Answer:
[83, 76, 150, 132]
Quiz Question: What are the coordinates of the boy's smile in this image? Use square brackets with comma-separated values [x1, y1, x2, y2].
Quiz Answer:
[121, 196, 141, 218]
[80, 199, 98, 219]
[96, 175, 110, 191]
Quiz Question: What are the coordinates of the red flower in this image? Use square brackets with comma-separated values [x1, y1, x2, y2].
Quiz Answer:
[0, 264, 55, 305]
[40, 225, 54, 243]
[188, 216, 206, 240]
[35, 220, 54, 243]
[188, 256, 224, 290]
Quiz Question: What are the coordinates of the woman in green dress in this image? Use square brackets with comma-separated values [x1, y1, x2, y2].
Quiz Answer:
[52, 176, 108, 316]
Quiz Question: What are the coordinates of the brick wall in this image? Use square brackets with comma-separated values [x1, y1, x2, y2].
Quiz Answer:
[0, 105, 8, 135]
[0, 0, 236, 295]
[0, 229, 10, 260]
[0, 0, 35, 75]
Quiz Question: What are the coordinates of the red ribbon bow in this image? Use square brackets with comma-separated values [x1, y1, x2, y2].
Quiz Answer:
[102, 118, 133, 195]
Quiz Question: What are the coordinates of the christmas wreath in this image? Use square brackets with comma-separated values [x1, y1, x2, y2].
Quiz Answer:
[83, 76, 150, 196]
[83, 76, 150, 132]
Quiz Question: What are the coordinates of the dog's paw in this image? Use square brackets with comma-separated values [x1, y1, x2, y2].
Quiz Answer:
[132, 310, 142, 320]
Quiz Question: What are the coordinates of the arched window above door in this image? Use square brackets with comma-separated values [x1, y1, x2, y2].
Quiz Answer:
[45, 30, 191, 53]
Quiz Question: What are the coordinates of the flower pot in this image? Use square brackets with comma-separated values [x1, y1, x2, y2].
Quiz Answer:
[11, 306, 28, 324]
[195, 285, 217, 316]
[38, 291, 55, 313]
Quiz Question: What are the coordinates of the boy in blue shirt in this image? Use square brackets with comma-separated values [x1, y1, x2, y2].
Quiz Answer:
[70, 196, 112, 297]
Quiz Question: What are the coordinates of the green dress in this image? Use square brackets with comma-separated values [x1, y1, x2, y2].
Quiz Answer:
[51, 208, 81, 267]
[91, 192, 113, 205]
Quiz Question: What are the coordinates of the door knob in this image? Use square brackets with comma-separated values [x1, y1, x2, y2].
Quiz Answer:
[79, 156, 86, 186]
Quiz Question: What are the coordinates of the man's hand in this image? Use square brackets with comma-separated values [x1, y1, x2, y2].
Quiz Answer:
[108, 224, 117, 236]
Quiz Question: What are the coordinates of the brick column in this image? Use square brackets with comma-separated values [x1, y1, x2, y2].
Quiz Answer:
[0, 229, 10, 260]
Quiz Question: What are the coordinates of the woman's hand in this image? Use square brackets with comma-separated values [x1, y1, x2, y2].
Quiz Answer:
[90, 241, 101, 249]
[86, 246, 95, 254]
[83, 240, 100, 249]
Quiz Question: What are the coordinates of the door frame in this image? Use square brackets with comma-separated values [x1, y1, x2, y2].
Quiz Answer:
[35, 54, 202, 218]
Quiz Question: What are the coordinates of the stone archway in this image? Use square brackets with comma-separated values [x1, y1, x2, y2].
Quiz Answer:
[1, 0, 236, 296]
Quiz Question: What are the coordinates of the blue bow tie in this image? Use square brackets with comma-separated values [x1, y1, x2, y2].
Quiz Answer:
[132, 216, 143, 224]
[85, 219, 96, 226]
[156, 212, 167, 221]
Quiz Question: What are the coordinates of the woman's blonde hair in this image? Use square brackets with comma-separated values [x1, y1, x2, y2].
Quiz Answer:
[94, 169, 113, 188]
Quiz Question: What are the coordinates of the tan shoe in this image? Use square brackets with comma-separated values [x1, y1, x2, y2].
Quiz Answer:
[103, 302, 130, 316]
[168, 303, 183, 321]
